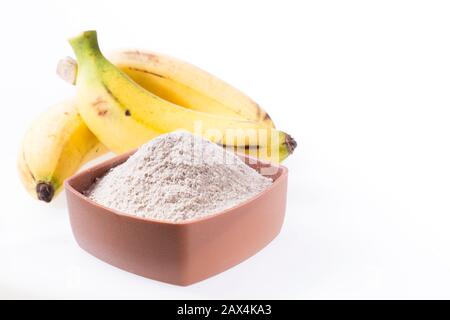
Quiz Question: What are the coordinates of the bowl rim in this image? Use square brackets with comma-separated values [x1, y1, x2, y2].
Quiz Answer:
[64, 152, 288, 226]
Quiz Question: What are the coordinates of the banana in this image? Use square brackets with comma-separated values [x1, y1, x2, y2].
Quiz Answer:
[68, 31, 296, 163]
[18, 100, 108, 202]
[57, 50, 275, 128]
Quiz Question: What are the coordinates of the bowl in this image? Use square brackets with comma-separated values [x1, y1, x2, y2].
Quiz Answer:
[64, 151, 288, 286]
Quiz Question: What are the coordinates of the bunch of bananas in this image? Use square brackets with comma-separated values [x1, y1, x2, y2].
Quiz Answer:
[18, 30, 297, 203]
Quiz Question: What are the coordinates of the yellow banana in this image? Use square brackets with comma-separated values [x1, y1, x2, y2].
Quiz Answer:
[18, 100, 108, 202]
[69, 31, 296, 162]
[57, 50, 275, 128]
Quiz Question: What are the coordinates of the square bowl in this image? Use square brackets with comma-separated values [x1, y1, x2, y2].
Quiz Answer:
[64, 151, 288, 286]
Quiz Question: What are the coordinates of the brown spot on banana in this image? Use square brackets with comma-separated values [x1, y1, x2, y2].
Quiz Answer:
[235, 144, 261, 150]
[125, 109, 131, 116]
[123, 51, 159, 63]
[123, 50, 140, 56]
[254, 103, 274, 127]
[102, 84, 150, 126]
[127, 66, 165, 78]
[92, 97, 108, 116]
[263, 113, 272, 121]
[92, 98, 105, 106]
[284, 134, 297, 154]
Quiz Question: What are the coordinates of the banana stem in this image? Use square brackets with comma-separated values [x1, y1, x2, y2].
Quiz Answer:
[68, 31, 105, 78]
[56, 57, 78, 85]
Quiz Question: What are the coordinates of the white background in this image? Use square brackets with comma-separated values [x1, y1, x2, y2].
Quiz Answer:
[1, 0, 450, 299]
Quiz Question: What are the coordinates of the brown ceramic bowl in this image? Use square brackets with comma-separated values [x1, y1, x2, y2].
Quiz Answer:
[64, 151, 288, 286]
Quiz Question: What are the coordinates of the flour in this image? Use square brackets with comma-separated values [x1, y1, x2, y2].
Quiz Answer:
[87, 131, 272, 222]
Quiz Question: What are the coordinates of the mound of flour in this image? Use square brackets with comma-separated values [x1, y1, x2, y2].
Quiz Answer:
[87, 131, 272, 222]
